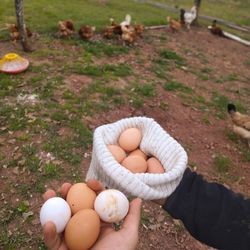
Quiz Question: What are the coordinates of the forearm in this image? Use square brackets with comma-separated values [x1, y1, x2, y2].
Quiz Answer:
[163, 168, 250, 250]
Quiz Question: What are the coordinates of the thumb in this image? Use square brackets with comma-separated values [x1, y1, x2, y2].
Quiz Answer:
[43, 221, 64, 250]
[122, 198, 142, 232]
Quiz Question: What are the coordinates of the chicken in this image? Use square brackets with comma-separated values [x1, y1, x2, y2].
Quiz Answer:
[58, 20, 75, 37]
[228, 103, 250, 147]
[121, 25, 136, 45]
[8, 24, 32, 41]
[208, 20, 226, 37]
[103, 25, 114, 39]
[108, 18, 123, 36]
[180, 6, 197, 29]
[79, 25, 95, 40]
[120, 14, 131, 27]
[167, 16, 182, 32]
[134, 23, 144, 37]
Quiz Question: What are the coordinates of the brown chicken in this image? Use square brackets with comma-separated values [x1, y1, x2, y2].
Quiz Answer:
[228, 103, 250, 148]
[167, 16, 182, 32]
[110, 18, 122, 35]
[121, 25, 136, 44]
[8, 24, 32, 41]
[79, 25, 95, 40]
[208, 20, 226, 37]
[134, 24, 144, 37]
[58, 20, 75, 37]
[103, 26, 114, 39]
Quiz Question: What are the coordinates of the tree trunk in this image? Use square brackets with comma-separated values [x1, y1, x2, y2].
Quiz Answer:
[194, 0, 202, 24]
[15, 0, 32, 52]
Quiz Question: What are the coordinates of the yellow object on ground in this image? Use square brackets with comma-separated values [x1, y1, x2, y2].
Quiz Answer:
[0, 53, 29, 74]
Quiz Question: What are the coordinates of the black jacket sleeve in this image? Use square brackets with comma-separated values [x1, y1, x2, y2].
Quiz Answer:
[163, 168, 250, 250]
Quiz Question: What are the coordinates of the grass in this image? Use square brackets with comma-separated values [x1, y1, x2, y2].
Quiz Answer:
[0, 0, 168, 36]
[78, 41, 130, 57]
[214, 154, 232, 174]
[163, 81, 193, 93]
[155, 0, 250, 26]
[159, 49, 186, 67]
[71, 63, 132, 77]
[132, 82, 156, 97]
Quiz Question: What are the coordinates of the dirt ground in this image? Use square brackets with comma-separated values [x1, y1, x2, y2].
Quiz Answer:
[0, 25, 250, 250]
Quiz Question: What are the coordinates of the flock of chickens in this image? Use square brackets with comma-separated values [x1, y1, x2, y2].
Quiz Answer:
[8, 14, 144, 45]
[58, 6, 199, 42]
[8, 6, 198, 45]
[8, 5, 225, 44]
[57, 14, 144, 44]
[6, 7, 250, 148]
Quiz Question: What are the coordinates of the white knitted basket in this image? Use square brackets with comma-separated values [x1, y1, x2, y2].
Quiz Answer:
[86, 117, 188, 200]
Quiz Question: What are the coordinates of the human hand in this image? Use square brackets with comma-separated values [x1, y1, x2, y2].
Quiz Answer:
[42, 180, 142, 250]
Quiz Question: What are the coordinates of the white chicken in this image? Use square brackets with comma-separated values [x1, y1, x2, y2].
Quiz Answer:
[180, 6, 197, 29]
[120, 14, 132, 27]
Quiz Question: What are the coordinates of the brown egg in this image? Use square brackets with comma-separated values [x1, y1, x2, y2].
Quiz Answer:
[129, 149, 148, 160]
[121, 155, 147, 173]
[65, 209, 100, 250]
[66, 183, 96, 214]
[147, 157, 165, 174]
[118, 127, 142, 152]
[107, 144, 126, 163]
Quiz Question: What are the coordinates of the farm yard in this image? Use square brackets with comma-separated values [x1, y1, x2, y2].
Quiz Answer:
[0, 0, 250, 249]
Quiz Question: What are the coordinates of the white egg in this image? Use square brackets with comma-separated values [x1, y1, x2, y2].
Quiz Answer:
[40, 197, 71, 233]
[94, 189, 129, 223]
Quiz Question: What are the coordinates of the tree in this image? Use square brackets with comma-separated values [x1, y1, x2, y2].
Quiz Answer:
[15, 0, 32, 52]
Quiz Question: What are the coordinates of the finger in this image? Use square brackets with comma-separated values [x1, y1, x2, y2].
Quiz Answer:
[43, 189, 57, 202]
[86, 179, 105, 193]
[122, 198, 142, 232]
[43, 221, 62, 250]
[60, 183, 72, 199]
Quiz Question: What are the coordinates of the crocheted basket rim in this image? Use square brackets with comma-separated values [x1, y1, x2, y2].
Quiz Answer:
[86, 116, 188, 199]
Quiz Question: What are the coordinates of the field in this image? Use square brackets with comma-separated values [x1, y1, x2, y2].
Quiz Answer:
[0, 0, 250, 249]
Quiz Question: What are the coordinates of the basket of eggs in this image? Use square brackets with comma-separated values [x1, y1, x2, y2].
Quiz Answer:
[86, 117, 188, 200]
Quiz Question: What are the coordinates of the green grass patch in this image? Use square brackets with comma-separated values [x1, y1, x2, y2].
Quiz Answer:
[152, 64, 169, 79]
[132, 83, 156, 97]
[163, 81, 193, 93]
[21, 144, 40, 172]
[0, 104, 29, 131]
[130, 96, 144, 109]
[211, 92, 230, 119]
[71, 63, 132, 77]
[44, 163, 60, 178]
[17, 201, 29, 214]
[79, 41, 130, 57]
[43, 137, 82, 165]
[159, 49, 186, 67]
[0, 74, 23, 97]
[214, 154, 231, 173]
